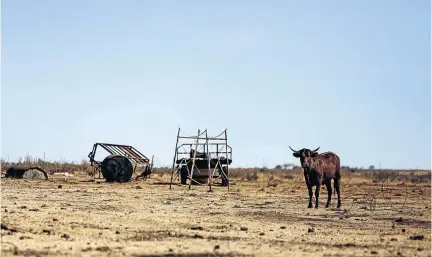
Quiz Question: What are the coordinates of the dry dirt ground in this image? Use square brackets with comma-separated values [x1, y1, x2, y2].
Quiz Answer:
[1, 173, 431, 257]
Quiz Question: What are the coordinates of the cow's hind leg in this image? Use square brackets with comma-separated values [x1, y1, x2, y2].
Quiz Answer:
[325, 179, 332, 208]
[334, 177, 341, 209]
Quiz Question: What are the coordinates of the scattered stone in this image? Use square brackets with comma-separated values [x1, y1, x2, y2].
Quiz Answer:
[61, 234, 70, 239]
[115, 231, 120, 234]
[392, 223, 396, 229]
[259, 232, 265, 236]
[20, 206, 27, 209]
[42, 229, 53, 235]
[136, 186, 142, 189]
[280, 226, 286, 229]
[58, 185, 62, 189]
[395, 217, 403, 222]
[95, 246, 110, 252]
[193, 234, 203, 239]
[308, 227, 315, 233]
[409, 235, 424, 241]
[168, 248, 173, 252]
[19, 236, 32, 240]
[371, 250, 378, 254]
[168, 231, 176, 237]
[344, 243, 356, 247]
[401, 229, 406, 233]
[190, 226, 204, 231]
[28, 208, 39, 212]
[240, 226, 248, 231]
[53, 218, 58, 222]
[417, 247, 424, 251]
[390, 238, 397, 241]
[214, 245, 220, 250]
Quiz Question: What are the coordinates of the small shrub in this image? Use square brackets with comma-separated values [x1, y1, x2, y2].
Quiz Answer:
[267, 176, 282, 187]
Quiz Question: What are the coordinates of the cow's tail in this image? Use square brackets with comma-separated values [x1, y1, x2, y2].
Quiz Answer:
[334, 156, 341, 194]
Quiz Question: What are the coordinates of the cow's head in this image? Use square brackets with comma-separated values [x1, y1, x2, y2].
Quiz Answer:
[289, 146, 320, 169]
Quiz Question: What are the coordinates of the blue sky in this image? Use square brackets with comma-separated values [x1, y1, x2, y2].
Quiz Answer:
[1, 0, 430, 169]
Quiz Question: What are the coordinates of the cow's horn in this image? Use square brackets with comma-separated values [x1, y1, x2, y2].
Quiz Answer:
[289, 146, 298, 152]
[312, 146, 320, 152]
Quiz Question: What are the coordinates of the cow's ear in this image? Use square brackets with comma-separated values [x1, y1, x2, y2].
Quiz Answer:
[293, 152, 300, 158]
[311, 152, 319, 157]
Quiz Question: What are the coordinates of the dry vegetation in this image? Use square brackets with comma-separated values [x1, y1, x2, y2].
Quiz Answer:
[1, 158, 431, 257]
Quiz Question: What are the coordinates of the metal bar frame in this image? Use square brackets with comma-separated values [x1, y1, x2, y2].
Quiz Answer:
[169, 128, 231, 191]
[88, 142, 151, 180]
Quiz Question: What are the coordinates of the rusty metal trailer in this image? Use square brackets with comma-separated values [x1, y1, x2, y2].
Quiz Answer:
[88, 142, 154, 183]
[169, 128, 232, 191]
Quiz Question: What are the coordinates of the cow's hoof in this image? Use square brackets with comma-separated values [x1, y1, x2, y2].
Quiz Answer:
[315, 206, 319, 209]
[307, 205, 313, 208]
[325, 203, 330, 208]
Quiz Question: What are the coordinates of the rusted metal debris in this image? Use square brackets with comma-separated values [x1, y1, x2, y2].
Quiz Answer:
[100, 154, 134, 183]
[4, 166, 49, 180]
[169, 128, 232, 191]
[88, 142, 153, 183]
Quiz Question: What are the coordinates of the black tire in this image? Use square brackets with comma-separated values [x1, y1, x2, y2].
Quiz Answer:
[101, 155, 133, 183]
[179, 166, 188, 185]
[221, 166, 229, 186]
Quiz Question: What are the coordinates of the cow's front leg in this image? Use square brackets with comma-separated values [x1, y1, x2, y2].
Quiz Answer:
[315, 181, 321, 209]
[304, 173, 313, 208]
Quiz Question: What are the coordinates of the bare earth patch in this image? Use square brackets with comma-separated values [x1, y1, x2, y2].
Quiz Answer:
[1, 173, 430, 257]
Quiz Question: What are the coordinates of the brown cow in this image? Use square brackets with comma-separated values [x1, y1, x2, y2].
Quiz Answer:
[290, 146, 341, 209]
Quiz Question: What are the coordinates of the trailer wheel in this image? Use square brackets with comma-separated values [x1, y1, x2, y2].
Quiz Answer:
[179, 166, 188, 185]
[221, 166, 229, 186]
[101, 155, 133, 183]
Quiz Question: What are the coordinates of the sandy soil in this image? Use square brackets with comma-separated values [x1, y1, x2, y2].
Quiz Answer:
[1, 173, 431, 257]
